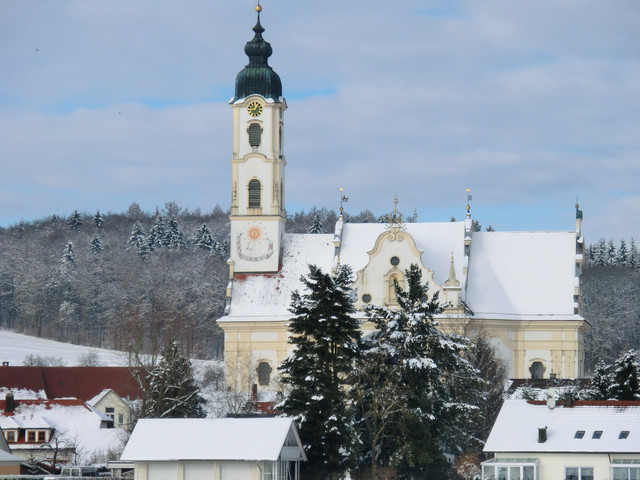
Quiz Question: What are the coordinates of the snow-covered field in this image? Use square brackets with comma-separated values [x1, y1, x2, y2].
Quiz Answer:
[0, 329, 129, 367]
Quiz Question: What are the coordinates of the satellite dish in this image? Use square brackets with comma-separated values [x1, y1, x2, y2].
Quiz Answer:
[546, 388, 556, 409]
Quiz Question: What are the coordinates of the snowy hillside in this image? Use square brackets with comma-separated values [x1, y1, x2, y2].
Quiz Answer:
[0, 329, 130, 367]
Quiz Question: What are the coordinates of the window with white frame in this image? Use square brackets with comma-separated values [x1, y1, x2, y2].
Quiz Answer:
[612, 464, 640, 480]
[481, 459, 537, 480]
[4, 430, 16, 443]
[565, 466, 594, 480]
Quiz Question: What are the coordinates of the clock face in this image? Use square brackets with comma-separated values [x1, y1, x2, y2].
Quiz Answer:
[247, 101, 263, 117]
[236, 222, 274, 261]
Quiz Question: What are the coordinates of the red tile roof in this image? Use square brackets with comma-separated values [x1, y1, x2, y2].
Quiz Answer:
[0, 367, 144, 401]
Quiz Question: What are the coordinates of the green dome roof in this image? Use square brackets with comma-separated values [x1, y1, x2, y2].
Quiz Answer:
[232, 13, 282, 102]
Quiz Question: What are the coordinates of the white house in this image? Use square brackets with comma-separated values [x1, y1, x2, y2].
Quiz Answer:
[482, 399, 640, 480]
[120, 417, 306, 480]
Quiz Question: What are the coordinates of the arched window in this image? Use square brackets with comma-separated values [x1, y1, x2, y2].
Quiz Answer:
[248, 179, 261, 208]
[257, 361, 272, 386]
[247, 123, 263, 147]
[529, 361, 546, 379]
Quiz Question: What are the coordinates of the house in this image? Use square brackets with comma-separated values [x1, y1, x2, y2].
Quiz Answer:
[216, 4, 587, 393]
[119, 417, 306, 480]
[0, 426, 23, 475]
[0, 366, 144, 429]
[482, 398, 640, 480]
[0, 395, 122, 466]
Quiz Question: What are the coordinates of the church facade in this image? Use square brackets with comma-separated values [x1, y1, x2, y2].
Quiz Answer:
[217, 6, 588, 394]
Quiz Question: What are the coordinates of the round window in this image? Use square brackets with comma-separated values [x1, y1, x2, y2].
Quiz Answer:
[390, 256, 400, 266]
[362, 294, 372, 303]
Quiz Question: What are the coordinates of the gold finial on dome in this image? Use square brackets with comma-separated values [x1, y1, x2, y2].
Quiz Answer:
[256, 2, 262, 12]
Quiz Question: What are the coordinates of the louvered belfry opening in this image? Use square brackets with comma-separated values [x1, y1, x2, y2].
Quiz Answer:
[248, 123, 263, 147]
[248, 179, 261, 208]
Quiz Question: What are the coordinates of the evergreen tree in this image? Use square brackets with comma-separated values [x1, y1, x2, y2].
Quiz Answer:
[630, 238, 639, 268]
[90, 234, 104, 254]
[148, 208, 165, 251]
[308, 212, 323, 234]
[139, 338, 206, 418]
[589, 360, 611, 399]
[279, 264, 361, 480]
[16, 221, 25, 239]
[61, 242, 75, 266]
[193, 224, 215, 252]
[607, 239, 617, 265]
[609, 350, 640, 400]
[128, 221, 149, 259]
[93, 210, 104, 231]
[592, 239, 607, 266]
[616, 239, 629, 266]
[165, 216, 186, 249]
[67, 210, 83, 232]
[351, 264, 484, 479]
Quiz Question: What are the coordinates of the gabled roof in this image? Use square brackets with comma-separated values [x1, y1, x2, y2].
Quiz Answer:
[0, 398, 121, 453]
[466, 231, 580, 319]
[0, 367, 143, 401]
[484, 399, 640, 453]
[121, 417, 306, 462]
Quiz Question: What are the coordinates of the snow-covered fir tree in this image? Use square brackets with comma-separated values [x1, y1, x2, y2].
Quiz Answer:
[308, 212, 323, 234]
[609, 350, 640, 400]
[350, 264, 484, 479]
[630, 238, 639, 268]
[147, 208, 166, 251]
[66, 210, 83, 232]
[193, 223, 215, 252]
[607, 239, 617, 265]
[165, 216, 186, 249]
[128, 221, 149, 259]
[616, 239, 629, 266]
[61, 241, 75, 266]
[139, 338, 205, 419]
[279, 264, 361, 480]
[93, 210, 104, 231]
[90, 234, 104, 254]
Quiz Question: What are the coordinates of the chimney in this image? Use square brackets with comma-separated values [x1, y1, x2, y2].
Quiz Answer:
[538, 426, 547, 443]
[565, 393, 574, 407]
[251, 384, 258, 403]
[5, 392, 15, 413]
[2, 361, 9, 366]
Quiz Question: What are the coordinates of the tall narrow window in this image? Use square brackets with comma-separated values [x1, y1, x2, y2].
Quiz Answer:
[248, 123, 263, 147]
[249, 179, 261, 208]
[257, 361, 272, 386]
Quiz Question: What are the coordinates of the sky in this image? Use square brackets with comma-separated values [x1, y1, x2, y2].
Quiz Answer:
[1, 1, 639, 242]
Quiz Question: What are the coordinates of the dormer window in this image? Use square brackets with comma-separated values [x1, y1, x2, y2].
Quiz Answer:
[592, 430, 602, 439]
[574, 430, 585, 439]
[4, 430, 16, 443]
[619, 430, 630, 439]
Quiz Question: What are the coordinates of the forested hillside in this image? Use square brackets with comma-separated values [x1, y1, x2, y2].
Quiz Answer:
[0, 202, 638, 372]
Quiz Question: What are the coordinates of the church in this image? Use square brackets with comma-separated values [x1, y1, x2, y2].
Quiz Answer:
[216, 5, 587, 394]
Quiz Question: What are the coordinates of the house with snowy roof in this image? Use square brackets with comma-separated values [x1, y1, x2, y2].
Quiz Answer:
[217, 5, 587, 393]
[0, 366, 144, 429]
[119, 417, 306, 480]
[0, 427, 23, 475]
[0, 395, 122, 466]
[482, 398, 640, 480]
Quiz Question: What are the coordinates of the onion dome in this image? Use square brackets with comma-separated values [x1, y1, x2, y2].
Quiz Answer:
[232, 6, 282, 102]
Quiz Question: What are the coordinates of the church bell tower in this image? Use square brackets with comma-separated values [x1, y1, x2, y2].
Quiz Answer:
[228, 4, 286, 273]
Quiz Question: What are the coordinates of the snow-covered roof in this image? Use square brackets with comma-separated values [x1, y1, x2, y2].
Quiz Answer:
[87, 388, 113, 406]
[466, 231, 580, 319]
[222, 223, 580, 322]
[121, 417, 305, 462]
[224, 234, 335, 320]
[0, 399, 121, 454]
[0, 449, 22, 464]
[484, 399, 640, 453]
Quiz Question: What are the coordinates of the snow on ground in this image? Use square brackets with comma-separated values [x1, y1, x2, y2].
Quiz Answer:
[0, 329, 129, 367]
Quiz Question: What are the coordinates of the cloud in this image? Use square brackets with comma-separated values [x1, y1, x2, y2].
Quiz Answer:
[1, 0, 639, 243]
